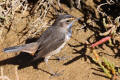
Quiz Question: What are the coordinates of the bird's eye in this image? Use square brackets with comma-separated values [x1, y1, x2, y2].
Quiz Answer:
[66, 20, 70, 23]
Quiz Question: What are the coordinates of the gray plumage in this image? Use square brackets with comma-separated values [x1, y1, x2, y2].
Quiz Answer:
[34, 27, 66, 60]
[3, 15, 75, 62]
[3, 14, 78, 75]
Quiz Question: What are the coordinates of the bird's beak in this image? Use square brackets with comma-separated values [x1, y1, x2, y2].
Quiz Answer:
[68, 17, 80, 28]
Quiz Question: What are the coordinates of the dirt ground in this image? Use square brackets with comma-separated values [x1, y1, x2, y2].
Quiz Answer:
[0, 0, 120, 80]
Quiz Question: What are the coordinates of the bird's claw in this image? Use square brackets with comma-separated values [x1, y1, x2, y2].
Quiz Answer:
[51, 72, 62, 76]
[55, 56, 70, 61]
[49, 70, 64, 78]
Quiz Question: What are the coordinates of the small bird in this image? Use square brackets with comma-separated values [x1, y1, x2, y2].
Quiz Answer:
[3, 14, 78, 76]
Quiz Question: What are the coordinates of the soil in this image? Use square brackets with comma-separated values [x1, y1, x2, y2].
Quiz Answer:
[0, 0, 120, 80]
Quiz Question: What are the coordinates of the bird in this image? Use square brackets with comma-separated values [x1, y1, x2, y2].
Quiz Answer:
[3, 14, 78, 76]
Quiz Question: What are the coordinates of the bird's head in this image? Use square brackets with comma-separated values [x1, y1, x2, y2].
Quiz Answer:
[53, 15, 77, 29]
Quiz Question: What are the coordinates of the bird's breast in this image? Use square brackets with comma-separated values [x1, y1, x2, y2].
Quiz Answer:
[65, 31, 72, 41]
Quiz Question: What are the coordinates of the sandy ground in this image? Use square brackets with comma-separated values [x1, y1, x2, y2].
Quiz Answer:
[0, 0, 120, 80]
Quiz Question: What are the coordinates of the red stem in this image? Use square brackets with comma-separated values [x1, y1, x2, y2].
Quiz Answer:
[90, 36, 111, 48]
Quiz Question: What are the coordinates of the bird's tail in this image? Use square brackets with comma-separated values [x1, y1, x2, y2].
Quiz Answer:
[3, 42, 39, 54]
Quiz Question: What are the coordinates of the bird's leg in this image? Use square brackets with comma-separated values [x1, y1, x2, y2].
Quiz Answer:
[44, 57, 63, 77]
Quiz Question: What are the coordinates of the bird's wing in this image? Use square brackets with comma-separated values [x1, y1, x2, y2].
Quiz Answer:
[33, 28, 65, 61]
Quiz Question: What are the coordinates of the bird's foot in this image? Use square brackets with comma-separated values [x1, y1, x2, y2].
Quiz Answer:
[49, 70, 64, 78]
[55, 56, 69, 61]
[51, 72, 62, 77]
